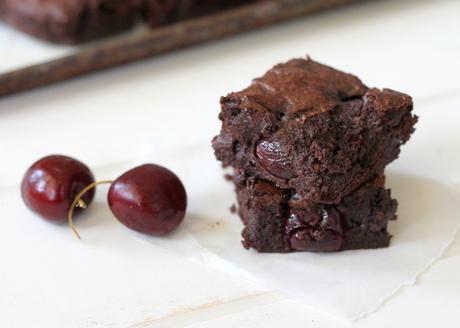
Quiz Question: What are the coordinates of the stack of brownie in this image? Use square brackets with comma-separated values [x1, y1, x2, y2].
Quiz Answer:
[213, 58, 417, 252]
[0, 0, 261, 44]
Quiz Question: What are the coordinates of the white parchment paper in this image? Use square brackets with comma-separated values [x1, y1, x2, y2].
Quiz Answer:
[137, 134, 460, 321]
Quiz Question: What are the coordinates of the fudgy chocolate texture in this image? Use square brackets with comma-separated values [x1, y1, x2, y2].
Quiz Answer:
[213, 58, 418, 203]
[234, 172, 397, 253]
[1, 0, 141, 44]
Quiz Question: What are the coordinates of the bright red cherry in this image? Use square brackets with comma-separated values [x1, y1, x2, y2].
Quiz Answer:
[21, 155, 95, 222]
[108, 164, 187, 236]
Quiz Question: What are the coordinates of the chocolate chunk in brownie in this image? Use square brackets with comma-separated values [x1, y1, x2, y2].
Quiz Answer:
[235, 172, 397, 253]
[1, 0, 141, 44]
[213, 58, 417, 203]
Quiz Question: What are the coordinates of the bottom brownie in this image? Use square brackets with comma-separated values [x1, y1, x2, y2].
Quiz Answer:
[234, 173, 398, 252]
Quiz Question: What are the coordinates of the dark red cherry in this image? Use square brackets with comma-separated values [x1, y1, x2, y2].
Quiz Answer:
[255, 139, 296, 179]
[108, 164, 187, 236]
[290, 229, 343, 252]
[320, 208, 343, 234]
[21, 155, 95, 222]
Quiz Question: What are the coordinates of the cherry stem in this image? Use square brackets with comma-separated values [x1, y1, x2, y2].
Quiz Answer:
[76, 199, 87, 209]
[68, 180, 113, 240]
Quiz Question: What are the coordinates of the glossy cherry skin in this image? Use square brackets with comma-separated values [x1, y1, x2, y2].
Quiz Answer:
[255, 139, 297, 180]
[290, 229, 343, 252]
[108, 164, 187, 236]
[21, 155, 95, 222]
[286, 208, 343, 252]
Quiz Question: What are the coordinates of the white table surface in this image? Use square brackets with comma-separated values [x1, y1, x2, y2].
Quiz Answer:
[1, 0, 460, 327]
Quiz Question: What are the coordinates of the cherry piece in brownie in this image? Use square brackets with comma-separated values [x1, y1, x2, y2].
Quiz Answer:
[213, 58, 417, 203]
[234, 172, 397, 253]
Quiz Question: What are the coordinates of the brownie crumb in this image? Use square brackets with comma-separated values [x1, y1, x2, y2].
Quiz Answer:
[224, 173, 234, 181]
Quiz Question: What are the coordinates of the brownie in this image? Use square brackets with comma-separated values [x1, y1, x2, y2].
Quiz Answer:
[142, 0, 192, 27]
[1, 0, 141, 44]
[234, 172, 397, 252]
[1, 0, 262, 43]
[213, 58, 418, 203]
[143, 0, 259, 27]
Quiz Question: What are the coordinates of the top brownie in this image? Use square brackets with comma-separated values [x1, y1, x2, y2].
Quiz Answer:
[213, 58, 417, 203]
